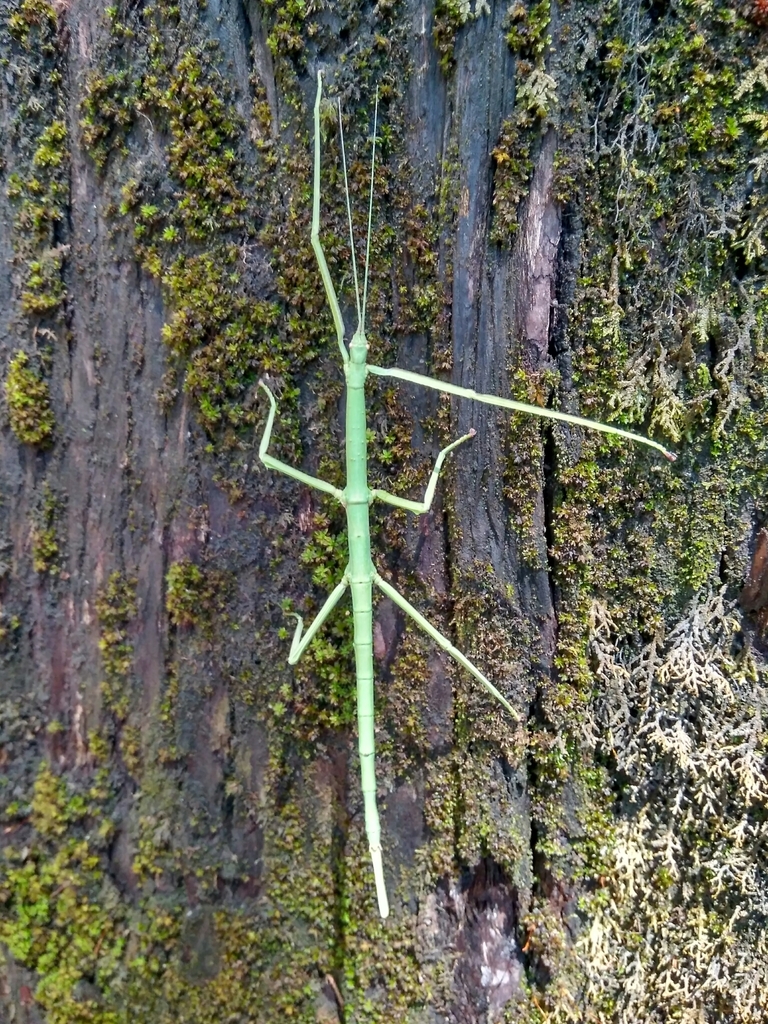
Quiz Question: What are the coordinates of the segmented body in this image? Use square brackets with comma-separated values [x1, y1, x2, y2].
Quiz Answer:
[343, 348, 386, 914]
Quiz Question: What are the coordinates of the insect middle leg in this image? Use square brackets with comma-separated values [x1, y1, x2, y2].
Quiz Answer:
[370, 429, 476, 514]
[373, 572, 519, 720]
[258, 382, 344, 501]
[287, 575, 349, 664]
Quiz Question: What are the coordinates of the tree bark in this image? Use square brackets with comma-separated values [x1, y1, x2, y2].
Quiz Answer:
[1, 0, 767, 1021]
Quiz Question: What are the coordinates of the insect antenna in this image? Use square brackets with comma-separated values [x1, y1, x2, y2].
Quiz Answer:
[337, 98, 362, 328]
[361, 86, 379, 332]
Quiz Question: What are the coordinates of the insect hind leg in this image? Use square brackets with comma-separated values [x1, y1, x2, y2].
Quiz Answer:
[373, 572, 519, 720]
[287, 576, 349, 664]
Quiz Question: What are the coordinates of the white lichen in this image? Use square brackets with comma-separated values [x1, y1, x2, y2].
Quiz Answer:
[577, 592, 768, 1022]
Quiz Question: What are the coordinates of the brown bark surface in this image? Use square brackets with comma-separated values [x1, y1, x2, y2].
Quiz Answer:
[1, 0, 767, 1021]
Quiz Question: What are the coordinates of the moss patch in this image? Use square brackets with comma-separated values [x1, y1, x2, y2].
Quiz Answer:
[5, 352, 55, 447]
[95, 572, 137, 721]
[4, 0, 69, 321]
[30, 484, 61, 574]
[165, 559, 231, 632]
[0, 763, 125, 1024]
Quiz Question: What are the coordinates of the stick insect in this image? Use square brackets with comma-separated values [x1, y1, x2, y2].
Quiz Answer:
[258, 71, 676, 920]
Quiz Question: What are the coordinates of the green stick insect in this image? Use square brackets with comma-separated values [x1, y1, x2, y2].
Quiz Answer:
[258, 71, 676, 919]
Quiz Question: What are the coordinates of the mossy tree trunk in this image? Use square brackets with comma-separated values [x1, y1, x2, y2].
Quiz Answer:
[1, 0, 767, 1020]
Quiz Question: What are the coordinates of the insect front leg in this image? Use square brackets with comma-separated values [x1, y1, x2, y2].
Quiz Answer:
[257, 382, 344, 501]
[373, 572, 520, 720]
[287, 575, 349, 664]
[311, 71, 349, 365]
[370, 429, 476, 514]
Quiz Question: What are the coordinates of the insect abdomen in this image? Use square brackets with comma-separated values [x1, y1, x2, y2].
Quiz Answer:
[351, 577, 388, 916]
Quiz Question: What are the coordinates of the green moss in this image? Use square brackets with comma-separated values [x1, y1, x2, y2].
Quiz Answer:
[503, 366, 559, 566]
[425, 565, 531, 881]
[260, 0, 315, 61]
[290, 518, 356, 730]
[432, 0, 491, 72]
[0, 763, 125, 1024]
[0, 763, 360, 1023]
[432, 0, 467, 72]
[80, 16, 321, 441]
[490, 112, 535, 241]
[165, 559, 230, 631]
[79, 70, 137, 169]
[21, 247, 67, 315]
[159, 252, 283, 432]
[5, 0, 69, 320]
[155, 51, 247, 239]
[119, 725, 142, 777]
[32, 120, 67, 168]
[31, 484, 61, 574]
[95, 572, 137, 719]
[506, 0, 551, 59]
[6, 0, 56, 46]
[0, 610, 22, 649]
[554, 0, 768, 622]
[490, 0, 557, 244]
[5, 351, 55, 447]
[512, 0, 768, 1012]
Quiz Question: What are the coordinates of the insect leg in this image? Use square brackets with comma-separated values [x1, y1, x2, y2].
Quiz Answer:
[367, 364, 676, 461]
[312, 71, 349, 365]
[288, 576, 349, 664]
[370, 429, 476, 514]
[373, 572, 520, 720]
[258, 382, 344, 501]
